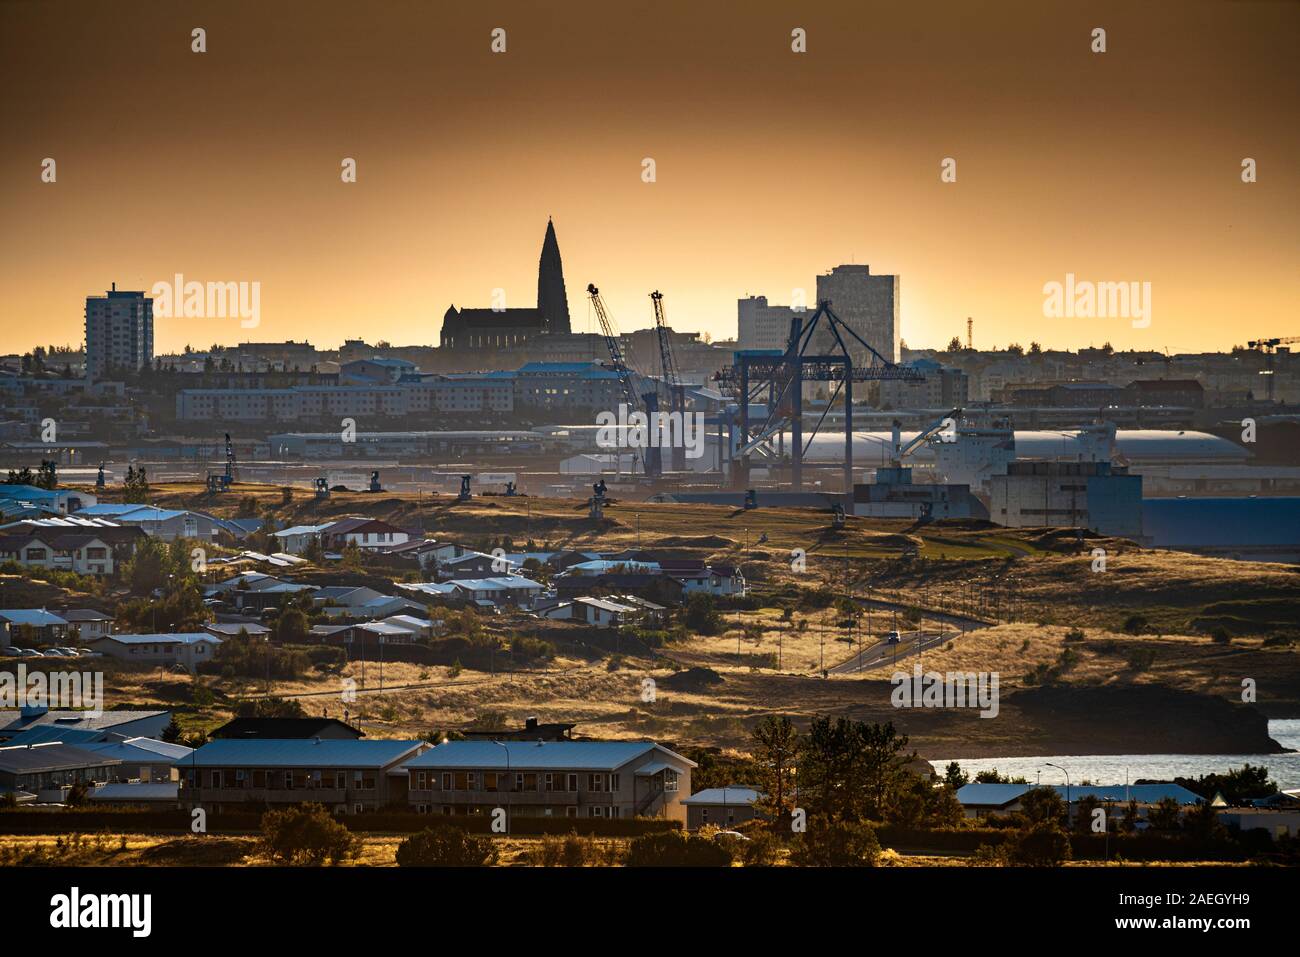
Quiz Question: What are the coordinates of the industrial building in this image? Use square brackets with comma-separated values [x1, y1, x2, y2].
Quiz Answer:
[988, 461, 1143, 538]
[852, 466, 988, 520]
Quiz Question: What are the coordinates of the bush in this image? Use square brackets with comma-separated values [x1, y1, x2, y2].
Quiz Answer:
[1064, 628, 1086, 643]
[1006, 822, 1072, 866]
[395, 825, 499, 867]
[1210, 627, 1232, 645]
[740, 831, 781, 867]
[259, 804, 359, 865]
[789, 821, 881, 867]
[525, 831, 607, 867]
[1122, 614, 1149, 635]
[626, 830, 733, 867]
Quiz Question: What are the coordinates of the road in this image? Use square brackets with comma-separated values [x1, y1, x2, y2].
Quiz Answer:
[827, 629, 957, 675]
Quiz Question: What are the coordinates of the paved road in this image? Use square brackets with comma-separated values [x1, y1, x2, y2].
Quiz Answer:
[827, 629, 956, 675]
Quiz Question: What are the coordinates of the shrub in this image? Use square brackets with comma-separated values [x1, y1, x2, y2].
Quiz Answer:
[1007, 822, 1072, 866]
[789, 821, 881, 867]
[259, 804, 359, 866]
[1210, 627, 1232, 645]
[1064, 628, 1086, 643]
[395, 825, 499, 867]
[627, 830, 732, 867]
[740, 831, 781, 867]
[526, 831, 599, 866]
[1122, 614, 1149, 635]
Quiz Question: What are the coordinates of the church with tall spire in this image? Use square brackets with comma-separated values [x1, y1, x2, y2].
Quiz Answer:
[440, 219, 572, 350]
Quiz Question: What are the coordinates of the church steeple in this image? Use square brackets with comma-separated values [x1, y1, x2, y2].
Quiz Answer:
[537, 217, 570, 334]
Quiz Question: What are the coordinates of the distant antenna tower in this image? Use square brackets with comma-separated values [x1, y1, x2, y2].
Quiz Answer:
[966, 317, 973, 350]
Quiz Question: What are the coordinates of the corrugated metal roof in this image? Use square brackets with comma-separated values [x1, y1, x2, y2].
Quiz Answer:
[92, 632, 218, 646]
[177, 738, 425, 769]
[404, 740, 695, 772]
[90, 781, 178, 802]
[0, 609, 68, 626]
[683, 787, 763, 805]
[956, 783, 1205, 806]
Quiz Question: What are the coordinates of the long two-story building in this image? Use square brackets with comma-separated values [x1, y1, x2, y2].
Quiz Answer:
[402, 740, 695, 822]
[177, 738, 429, 814]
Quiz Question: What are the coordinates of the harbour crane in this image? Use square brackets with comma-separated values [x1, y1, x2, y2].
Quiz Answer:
[650, 290, 687, 471]
[586, 283, 639, 411]
[587, 283, 662, 477]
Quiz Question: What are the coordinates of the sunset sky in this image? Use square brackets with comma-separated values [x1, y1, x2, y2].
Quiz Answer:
[0, 0, 1295, 357]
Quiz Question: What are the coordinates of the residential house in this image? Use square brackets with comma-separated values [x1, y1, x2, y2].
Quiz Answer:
[0, 484, 96, 515]
[402, 740, 695, 821]
[84, 633, 222, 673]
[438, 551, 516, 580]
[319, 517, 411, 552]
[0, 609, 70, 648]
[0, 707, 171, 743]
[271, 524, 329, 555]
[683, 786, 764, 830]
[954, 783, 1205, 821]
[541, 597, 639, 627]
[177, 737, 429, 813]
[461, 716, 575, 742]
[0, 533, 116, 575]
[203, 622, 271, 640]
[0, 742, 123, 802]
[74, 504, 246, 542]
[80, 735, 194, 782]
[58, 608, 113, 641]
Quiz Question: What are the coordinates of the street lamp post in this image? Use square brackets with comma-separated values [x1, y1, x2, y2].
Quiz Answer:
[1044, 762, 1071, 826]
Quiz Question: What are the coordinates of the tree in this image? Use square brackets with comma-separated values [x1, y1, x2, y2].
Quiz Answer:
[684, 593, 722, 636]
[1147, 796, 1183, 832]
[750, 715, 799, 826]
[790, 821, 880, 866]
[341, 541, 363, 570]
[945, 336, 963, 352]
[943, 761, 969, 789]
[275, 606, 310, 644]
[1018, 787, 1068, 827]
[396, 826, 499, 867]
[35, 459, 58, 490]
[1028, 341, 1042, 355]
[797, 718, 913, 823]
[161, 717, 184, 743]
[1007, 822, 1071, 866]
[259, 804, 359, 865]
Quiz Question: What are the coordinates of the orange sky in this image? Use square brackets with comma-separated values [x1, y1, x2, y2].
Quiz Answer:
[0, 0, 1295, 357]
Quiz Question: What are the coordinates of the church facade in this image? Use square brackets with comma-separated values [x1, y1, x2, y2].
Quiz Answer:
[440, 219, 572, 350]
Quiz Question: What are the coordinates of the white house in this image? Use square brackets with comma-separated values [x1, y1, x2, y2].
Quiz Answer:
[84, 633, 222, 673]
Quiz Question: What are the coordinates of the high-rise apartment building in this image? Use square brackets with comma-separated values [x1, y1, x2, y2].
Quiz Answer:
[814, 264, 900, 364]
[85, 284, 153, 378]
[736, 296, 809, 351]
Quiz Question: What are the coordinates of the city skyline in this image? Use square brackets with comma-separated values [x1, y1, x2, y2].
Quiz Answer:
[1, 0, 1296, 357]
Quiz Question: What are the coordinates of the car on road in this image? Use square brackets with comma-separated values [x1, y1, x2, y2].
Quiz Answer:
[885, 630, 901, 644]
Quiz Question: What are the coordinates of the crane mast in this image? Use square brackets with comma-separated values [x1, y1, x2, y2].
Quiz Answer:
[586, 283, 639, 411]
[650, 290, 687, 472]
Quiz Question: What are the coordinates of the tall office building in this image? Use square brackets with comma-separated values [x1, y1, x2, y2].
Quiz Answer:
[814, 264, 900, 364]
[85, 284, 153, 378]
[737, 296, 809, 351]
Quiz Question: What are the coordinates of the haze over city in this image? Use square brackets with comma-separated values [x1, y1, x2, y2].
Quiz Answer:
[1, 0, 1296, 357]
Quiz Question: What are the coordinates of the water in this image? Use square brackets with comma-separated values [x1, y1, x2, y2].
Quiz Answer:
[931, 719, 1300, 790]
